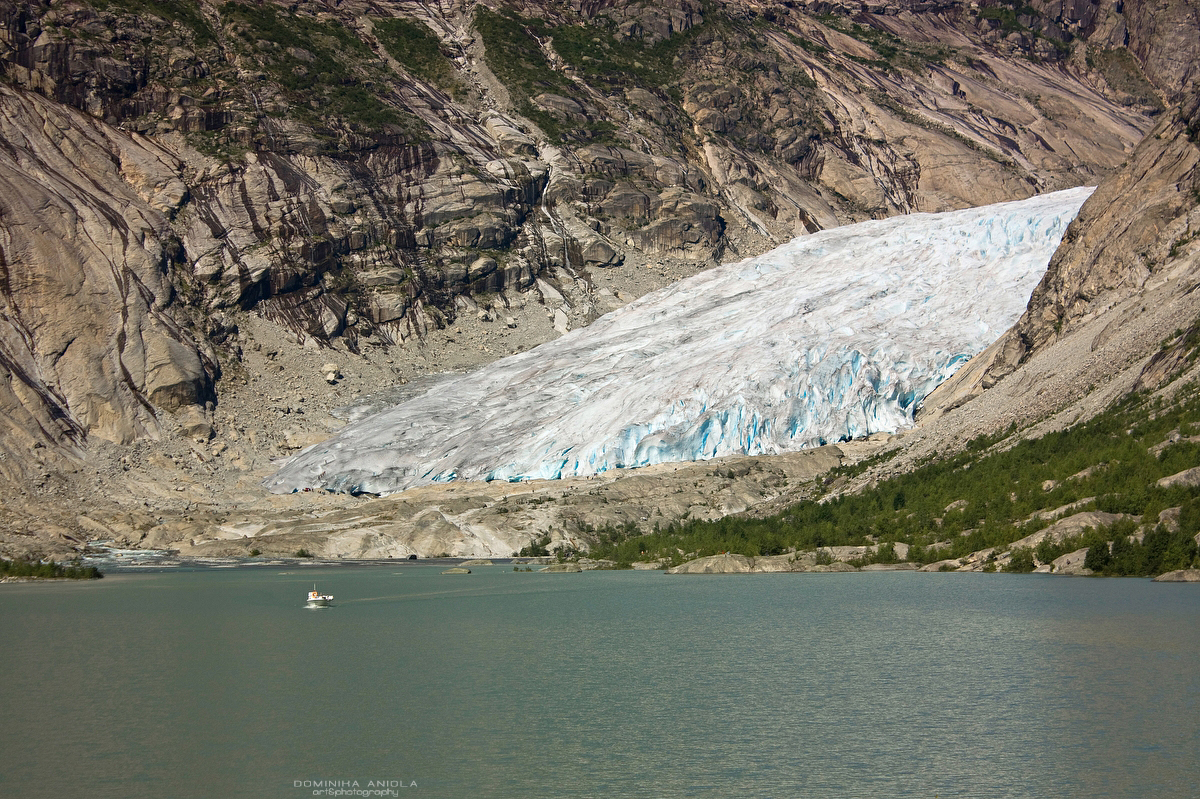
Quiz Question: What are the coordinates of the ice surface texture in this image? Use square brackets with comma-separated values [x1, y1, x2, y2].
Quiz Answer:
[266, 188, 1092, 495]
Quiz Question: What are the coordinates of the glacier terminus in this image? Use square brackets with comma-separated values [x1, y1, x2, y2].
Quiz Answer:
[265, 187, 1094, 496]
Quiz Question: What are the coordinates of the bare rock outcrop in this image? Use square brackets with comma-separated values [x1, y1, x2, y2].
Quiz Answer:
[0, 86, 214, 478]
[978, 87, 1200, 387]
[667, 553, 753, 573]
[539, 562, 582, 572]
[1156, 466, 1200, 489]
[1008, 511, 1137, 550]
[1050, 547, 1092, 575]
[1153, 568, 1200, 582]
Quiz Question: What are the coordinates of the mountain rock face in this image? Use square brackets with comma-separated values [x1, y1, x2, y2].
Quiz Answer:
[0, 86, 214, 481]
[0, 0, 1197, 557]
[992, 89, 1200, 377]
[0, 0, 1160, 465]
[925, 84, 1200, 403]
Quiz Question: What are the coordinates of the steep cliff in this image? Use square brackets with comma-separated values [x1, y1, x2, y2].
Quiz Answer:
[919, 82, 1200, 406]
[990, 87, 1200, 379]
[0, 87, 213, 480]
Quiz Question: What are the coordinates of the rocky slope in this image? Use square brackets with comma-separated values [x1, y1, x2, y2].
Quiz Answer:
[920, 84, 1200, 415]
[0, 0, 1194, 558]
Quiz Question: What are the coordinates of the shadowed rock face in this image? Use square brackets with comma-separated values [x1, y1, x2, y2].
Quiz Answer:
[0, 0, 1190, 531]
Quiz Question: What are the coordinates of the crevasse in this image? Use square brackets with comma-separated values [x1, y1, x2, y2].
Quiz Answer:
[265, 187, 1093, 495]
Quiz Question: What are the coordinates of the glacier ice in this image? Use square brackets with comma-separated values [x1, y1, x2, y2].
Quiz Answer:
[265, 187, 1093, 495]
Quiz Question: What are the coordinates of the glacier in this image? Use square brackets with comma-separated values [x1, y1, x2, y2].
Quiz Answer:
[265, 187, 1093, 496]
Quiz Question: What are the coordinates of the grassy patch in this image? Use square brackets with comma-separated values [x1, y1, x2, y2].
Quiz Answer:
[787, 32, 828, 57]
[473, 7, 632, 143]
[474, 8, 569, 102]
[979, 6, 1030, 35]
[374, 17, 460, 94]
[473, 7, 571, 138]
[220, 2, 412, 134]
[185, 129, 249, 161]
[86, 0, 216, 46]
[551, 18, 705, 89]
[1086, 47, 1163, 109]
[817, 14, 951, 70]
[517, 533, 552, 558]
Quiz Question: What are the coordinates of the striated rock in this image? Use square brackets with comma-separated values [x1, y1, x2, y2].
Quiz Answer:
[532, 94, 588, 121]
[978, 85, 1200, 387]
[667, 553, 753, 574]
[1050, 547, 1092, 575]
[0, 86, 213, 472]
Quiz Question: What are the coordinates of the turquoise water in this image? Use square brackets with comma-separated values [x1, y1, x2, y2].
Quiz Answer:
[1, 568, 1198, 798]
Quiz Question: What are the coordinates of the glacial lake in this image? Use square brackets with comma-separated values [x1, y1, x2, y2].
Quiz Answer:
[2, 567, 1198, 799]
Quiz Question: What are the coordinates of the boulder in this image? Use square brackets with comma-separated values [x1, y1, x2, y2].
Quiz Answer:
[467, 257, 498, 282]
[808, 562, 858, 572]
[1007, 511, 1135, 551]
[441, 567, 471, 574]
[460, 559, 494, 566]
[1152, 569, 1200, 582]
[667, 553, 752, 574]
[1157, 466, 1200, 489]
[1050, 547, 1092, 575]
[1158, 507, 1182, 532]
[531, 93, 587, 121]
[481, 112, 537, 156]
[538, 563, 582, 573]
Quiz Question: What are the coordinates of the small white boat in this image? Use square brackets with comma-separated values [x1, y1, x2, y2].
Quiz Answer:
[305, 585, 334, 608]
